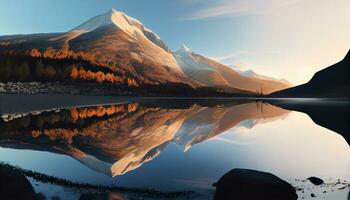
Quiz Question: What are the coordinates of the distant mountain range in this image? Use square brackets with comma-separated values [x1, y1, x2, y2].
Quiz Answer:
[272, 50, 350, 98]
[237, 69, 292, 87]
[0, 9, 290, 95]
[174, 45, 291, 94]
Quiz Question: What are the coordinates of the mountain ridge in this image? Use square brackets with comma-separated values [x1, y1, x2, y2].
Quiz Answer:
[237, 69, 292, 87]
[174, 45, 291, 94]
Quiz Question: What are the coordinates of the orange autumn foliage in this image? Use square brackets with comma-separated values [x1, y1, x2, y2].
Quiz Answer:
[25, 47, 141, 86]
[70, 66, 79, 79]
[31, 47, 120, 73]
[29, 49, 42, 58]
[127, 77, 139, 87]
[70, 66, 125, 85]
[127, 103, 139, 113]
[70, 105, 126, 122]
[31, 129, 79, 144]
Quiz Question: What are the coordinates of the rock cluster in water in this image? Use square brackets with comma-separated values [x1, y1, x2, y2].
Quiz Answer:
[307, 177, 324, 185]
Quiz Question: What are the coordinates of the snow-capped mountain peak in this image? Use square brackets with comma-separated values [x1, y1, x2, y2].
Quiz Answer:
[72, 9, 116, 33]
[72, 8, 146, 37]
[174, 44, 216, 72]
[71, 9, 168, 51]
[181, 44, 192, 53]
[176, 44, 193, 55]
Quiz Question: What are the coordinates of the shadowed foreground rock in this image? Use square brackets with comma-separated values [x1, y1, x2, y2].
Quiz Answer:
[0, 166, 36, 200]
[214, 169, 298, 200]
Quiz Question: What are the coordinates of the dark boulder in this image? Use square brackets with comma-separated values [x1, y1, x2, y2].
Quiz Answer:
[214, 168, 298, 200]
[307, 177, 324, 185]
[0, 165, 37, 200]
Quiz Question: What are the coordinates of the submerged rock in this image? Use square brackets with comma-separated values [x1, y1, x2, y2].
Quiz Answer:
[0, 165, 36, 200]
[307, 177, 324, 185]
[214, 169, 298, 200]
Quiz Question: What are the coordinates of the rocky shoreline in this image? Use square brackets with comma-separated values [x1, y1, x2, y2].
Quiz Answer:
[0, 162, 195, 200]
[0, 82, 131, 96]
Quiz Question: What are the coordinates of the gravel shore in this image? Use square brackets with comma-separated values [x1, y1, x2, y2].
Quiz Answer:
[0, 82, 132, 95]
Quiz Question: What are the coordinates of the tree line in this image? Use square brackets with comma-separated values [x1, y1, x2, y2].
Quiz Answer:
[0, 54, 74, 82]
[0, 53, 252, 97]
[0, 54, 139, 87]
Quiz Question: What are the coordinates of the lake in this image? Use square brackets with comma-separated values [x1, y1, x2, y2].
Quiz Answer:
[0, 96, 349, 200]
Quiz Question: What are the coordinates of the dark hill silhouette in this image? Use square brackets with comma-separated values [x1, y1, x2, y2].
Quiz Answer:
[272, 50, 350, 98]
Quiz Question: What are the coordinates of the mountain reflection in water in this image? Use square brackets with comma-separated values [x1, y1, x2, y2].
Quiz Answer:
[0, 100, 289, 177]
[0, 99, 349, 200]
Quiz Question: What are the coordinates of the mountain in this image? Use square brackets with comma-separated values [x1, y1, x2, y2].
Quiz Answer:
[0, 9, 195, 86]
[71, 9, 169, 51]
[237, 69, 292, 87]
[174, 45, 291, 94]
[272, 50, 350, 98]
[0, 9, 291, 95]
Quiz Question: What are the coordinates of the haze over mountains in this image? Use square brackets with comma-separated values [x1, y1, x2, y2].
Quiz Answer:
[237, 69, 292, 87]
[0, 9, 290, 95]
[174, 45, 291, 94]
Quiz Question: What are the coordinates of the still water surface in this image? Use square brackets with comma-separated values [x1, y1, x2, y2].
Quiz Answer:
[0, 99, 349, 199]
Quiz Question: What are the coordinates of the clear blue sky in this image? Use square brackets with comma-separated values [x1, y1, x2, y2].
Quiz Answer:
[0, 0, 253, 53]
[1, 0, 349, 85]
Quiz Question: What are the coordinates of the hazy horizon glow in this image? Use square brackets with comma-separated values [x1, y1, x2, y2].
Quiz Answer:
[0, 0, 349, 85]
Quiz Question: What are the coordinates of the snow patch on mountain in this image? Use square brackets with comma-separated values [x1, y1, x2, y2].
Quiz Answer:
[174, 44, 215, 71]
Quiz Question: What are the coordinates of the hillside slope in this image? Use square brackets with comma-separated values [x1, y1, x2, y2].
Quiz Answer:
[272, 50, 350, 98]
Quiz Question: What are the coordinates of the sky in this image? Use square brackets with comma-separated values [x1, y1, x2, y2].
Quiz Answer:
[0, 0, 349, 85]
